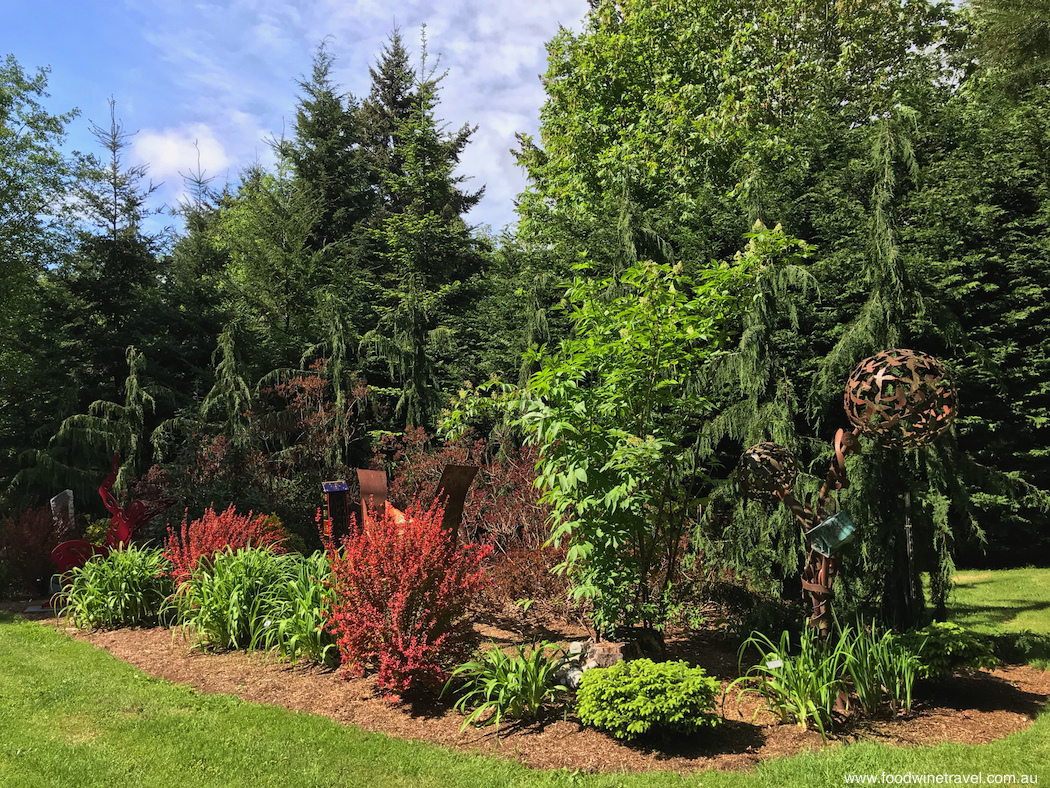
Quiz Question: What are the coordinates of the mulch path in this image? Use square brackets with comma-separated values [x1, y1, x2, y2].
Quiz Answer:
[6, 601, 1049, 775]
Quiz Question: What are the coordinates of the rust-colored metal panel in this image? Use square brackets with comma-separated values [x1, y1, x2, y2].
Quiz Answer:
[433, 464, 479, 550]
[356, 469, 388, 526]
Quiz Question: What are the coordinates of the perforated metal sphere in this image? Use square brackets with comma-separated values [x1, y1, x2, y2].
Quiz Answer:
[844, 349, 958, 450]
[737, 442, 798, 501]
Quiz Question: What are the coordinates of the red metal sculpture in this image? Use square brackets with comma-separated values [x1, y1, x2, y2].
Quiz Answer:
[51, 453, 174, 574]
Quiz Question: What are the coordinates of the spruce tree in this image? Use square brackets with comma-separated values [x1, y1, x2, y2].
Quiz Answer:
[360, 29, 485, 429]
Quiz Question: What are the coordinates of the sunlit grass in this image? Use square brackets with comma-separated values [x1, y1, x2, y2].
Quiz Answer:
[949, 568, 1050, 635]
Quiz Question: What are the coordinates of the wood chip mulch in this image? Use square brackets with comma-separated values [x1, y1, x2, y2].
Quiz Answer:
[9, 604, 1050, 775]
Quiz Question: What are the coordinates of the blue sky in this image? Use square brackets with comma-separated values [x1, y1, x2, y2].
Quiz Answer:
[4, 1, 590, 235]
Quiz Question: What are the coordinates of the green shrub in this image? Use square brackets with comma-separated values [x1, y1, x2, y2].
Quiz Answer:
[897, 621, 999, 679]
[576, 658, 720, 740]
[443, 641, 573, 732]
[988, 630, 1050, 668]
[729, 627, 848, 740]
[63, 544, 174, 629]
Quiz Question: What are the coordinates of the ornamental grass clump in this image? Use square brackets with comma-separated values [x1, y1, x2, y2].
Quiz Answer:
[254, 550, 337, 667]
[171, 546, 292, 650]
[321, 500, 492, 700]
[728, 627, 848, 741]
[576, 658, 721, 740]
[63, 544, 173, 629]
[443, 641, 574, 733]
[842, 620, 920, 715]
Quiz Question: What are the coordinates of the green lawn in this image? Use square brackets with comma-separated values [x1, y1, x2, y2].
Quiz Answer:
[1, 611, 1048, 787]
[948, 568, 1050, 635]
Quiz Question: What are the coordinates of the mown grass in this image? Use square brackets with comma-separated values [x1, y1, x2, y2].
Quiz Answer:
[1, 611, 1047, 787]
[949, 568, 1050, 635]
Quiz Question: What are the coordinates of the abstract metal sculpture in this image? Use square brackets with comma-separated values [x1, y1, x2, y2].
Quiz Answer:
[737, 442, 798, 503]
[323, 465, 479, 546]
[844, 348, 957, 450]
[737, 349, 958, 631]
[51, 453, 175, 575]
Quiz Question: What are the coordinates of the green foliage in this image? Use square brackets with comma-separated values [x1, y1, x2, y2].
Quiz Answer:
[576, 658, 720, 741]
[360, 31, 483, 430]
[729, 627, 849, 741]
[988, 630, 1050, 668]
[443, 641, 573, 732]
[171, 546, 299, 651]
[253, 550, 337, 667]
[62, 545, 173, 629]
[897, 621, 1000, 679]
[519, 254, 756, 633]
[840, 621, 921, 715]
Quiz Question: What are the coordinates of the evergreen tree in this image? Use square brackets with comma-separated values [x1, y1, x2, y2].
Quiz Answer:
[0, 55, 77, 501]
[360, 29, 485, 429]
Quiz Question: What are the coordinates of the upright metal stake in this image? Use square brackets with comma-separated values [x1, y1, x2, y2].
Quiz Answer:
[904, 492, 916, 601]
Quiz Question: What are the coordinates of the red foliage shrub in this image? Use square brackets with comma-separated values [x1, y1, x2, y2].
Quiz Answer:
[321, 501, 492, 700]
[478, 544, 574, 616]
[0, 505, 78, 597]
[164, 504, 287, 585]
[375, 428, 550, 552]
[372, 429, 571, 620]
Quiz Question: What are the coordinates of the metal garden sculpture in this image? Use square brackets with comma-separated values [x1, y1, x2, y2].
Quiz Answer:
[737, 349, 958, 631]
[323, 464, 479, 549]
[51, 453, 175, 574]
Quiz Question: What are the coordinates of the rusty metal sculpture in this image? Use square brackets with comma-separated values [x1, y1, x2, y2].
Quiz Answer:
[322, 465, 479, 547]
[737, 349, 958, 631]
[51, 453, 175, 575]
[737, 442, 798, 502]
[844, 349, 957, 450]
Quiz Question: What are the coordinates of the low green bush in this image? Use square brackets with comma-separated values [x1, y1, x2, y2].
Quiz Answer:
[576, 658, 720, 740]
[443, 641, 573, 732]
[897, 621, 999, 679]
[63, 544, 174, 629]
[988, 629, 1050, 668]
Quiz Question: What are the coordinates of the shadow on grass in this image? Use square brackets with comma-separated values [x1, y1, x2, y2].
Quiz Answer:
[949, 600, 1050, 631]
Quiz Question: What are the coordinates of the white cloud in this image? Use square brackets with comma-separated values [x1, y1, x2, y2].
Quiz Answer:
[122, 0, 591, 230]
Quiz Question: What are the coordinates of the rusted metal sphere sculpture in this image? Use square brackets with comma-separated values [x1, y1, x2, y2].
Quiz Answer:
[844, 349, 958, 451]
[737, 442, 798, 501]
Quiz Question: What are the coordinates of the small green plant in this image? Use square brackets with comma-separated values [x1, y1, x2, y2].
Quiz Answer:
[443, 641, 573, 733]
[254, 551, 338, 667]
[576, 658, 720, 740]
[989, 629, 1050, 668]
[170, 546, 291, 650]
[728, 627, 848, 740]
[897, 621, 999, 679]
[840, 621, 920, 714]
[63, 544, 174, 629]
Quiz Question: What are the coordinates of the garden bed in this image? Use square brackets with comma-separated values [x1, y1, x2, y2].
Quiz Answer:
[11, 603, 1048, 776]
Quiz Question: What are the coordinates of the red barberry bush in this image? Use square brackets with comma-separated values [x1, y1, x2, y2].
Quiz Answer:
[164, 504, 287, 586]
[321, 500, 492, 700]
